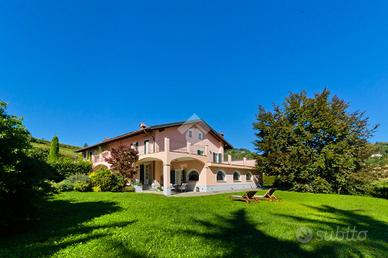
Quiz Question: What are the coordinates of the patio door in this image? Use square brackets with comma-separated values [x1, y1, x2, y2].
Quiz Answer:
[169, 169, 182, 185]
[140, 164, 152, 188]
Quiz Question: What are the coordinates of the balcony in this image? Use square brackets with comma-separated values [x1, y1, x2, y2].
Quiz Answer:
[140, 137, 209, 157]
[90, 137, 255, 168]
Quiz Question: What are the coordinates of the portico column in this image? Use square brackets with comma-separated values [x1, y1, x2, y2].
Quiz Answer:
[163, 162, 171, 196]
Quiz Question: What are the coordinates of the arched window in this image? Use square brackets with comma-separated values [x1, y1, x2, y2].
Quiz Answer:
[188, 170, 199, 181]
[233, 171, 240, 181]
[246, 172, 252, 181]
[216, 170, 226, 182]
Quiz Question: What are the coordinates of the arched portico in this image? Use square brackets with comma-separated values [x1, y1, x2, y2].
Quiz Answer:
[169, 156, 207, 193]
[135, 157, 164, 191]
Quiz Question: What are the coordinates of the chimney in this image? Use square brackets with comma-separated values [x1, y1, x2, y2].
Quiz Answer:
[140, 122, 147, 129]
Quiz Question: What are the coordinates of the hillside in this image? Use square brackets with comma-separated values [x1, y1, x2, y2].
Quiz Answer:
[225, 148, 256, 160]
[31, 137, 81, 159]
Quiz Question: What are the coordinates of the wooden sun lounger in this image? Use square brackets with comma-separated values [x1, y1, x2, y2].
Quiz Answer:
[255, 188, 278, 201]
[230, 190, 260, 203]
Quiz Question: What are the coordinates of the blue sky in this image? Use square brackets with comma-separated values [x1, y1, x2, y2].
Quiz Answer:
[1, 0, 387, 150]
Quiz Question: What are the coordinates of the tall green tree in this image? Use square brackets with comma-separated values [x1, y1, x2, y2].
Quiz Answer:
[254, 89, 376, 194]
[0, 101, 52, 234]
[48, 136, 59, 162]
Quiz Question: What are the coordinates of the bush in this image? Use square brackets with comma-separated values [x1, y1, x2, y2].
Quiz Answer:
[263, 175, 277, 187]
[55, 180, 74, 192]
[372, 180, 388, 199]
[123, 186, 135, 192]
[93, 164, 109, 171]
[111, 175, 125, 192]
[310, 177, 333, 193]
[50, 159, 92, 181]
[55, 174, 91, 192]
[73, 181, 91, 192]
[28, 147, 49, 162]
[89, 169, 125, 192]
[290, 183, 314, 193]
[342, 172, 376, 196]
[67, 173, 91, 184]
[92, 186, 102, 192]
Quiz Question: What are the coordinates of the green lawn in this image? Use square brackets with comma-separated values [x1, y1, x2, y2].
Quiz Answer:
[1, 191, 387, 257]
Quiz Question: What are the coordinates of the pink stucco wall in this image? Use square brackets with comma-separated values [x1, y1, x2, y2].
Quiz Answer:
[87, 123, 225, 163]
[84, 121, 257, 193]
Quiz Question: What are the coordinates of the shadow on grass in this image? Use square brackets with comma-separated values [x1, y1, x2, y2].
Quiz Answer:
[180, 209, 330, 257]
[274, 204, 388, 257]
[0, 198, 137, 257]
[179, 207, 388, 257]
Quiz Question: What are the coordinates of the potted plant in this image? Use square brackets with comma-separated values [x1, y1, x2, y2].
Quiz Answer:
[132, 179, 143, 192]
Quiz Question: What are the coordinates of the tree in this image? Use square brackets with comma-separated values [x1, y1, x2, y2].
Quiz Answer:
[106, 145, 138, 182]
[48, 136, 59, 162]
[0, 101, 51, 234]
[254, 89, 377, 194]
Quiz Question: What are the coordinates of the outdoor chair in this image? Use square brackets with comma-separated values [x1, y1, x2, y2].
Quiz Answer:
[179, 183, 188, 192]
[230, 190, 259, 203]
[255, 188, 278, 201]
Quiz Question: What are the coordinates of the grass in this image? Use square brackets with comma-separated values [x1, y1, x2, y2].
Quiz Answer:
[0, 191, 387, 257]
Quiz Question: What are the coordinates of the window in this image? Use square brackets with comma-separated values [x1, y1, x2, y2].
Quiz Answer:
[188, 130, 193, 138]
[197, 149, 204, 155]
[198, 132, 203, 140]
[144, 140, 149, 154]
[216, 171, 226, 182]
[233, 171, 241, 181]
[213, 153, 222, 163]
[88, 151, 93, 160]
[188, 170, 199, 181]
[134, 142, 139, 151]
[246, 173, 252, 181]
[82, 152, 87, 160]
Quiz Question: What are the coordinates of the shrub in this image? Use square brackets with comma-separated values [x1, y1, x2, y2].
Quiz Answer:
[123, 186, 135, 192]
[93, 164, 109, 171]
[89, 169, 125, 192]
[290, 183, 314, 193]
[310, 177, 333, 193]
[372, 180, 388, 199]
[28, 147, 49, 162]
[50, 159, 92, 181]
[342, 172, 376, 196]
[92, 186, 102, 192]
[263, 175, 277, 187]
[55, 174, 91, 192]
[111, 175, 126, 192]
[67, 173, 91, 184]
[55, 180, 74, 192]
[73, 181, 91, 192]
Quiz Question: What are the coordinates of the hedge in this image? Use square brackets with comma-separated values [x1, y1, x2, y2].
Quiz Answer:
[50, 159, 92, 181]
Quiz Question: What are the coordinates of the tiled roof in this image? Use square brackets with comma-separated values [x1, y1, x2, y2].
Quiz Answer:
[75, 119, 233, 152]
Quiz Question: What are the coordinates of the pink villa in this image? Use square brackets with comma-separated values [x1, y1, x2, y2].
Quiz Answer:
[76, 119, 257, 195]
